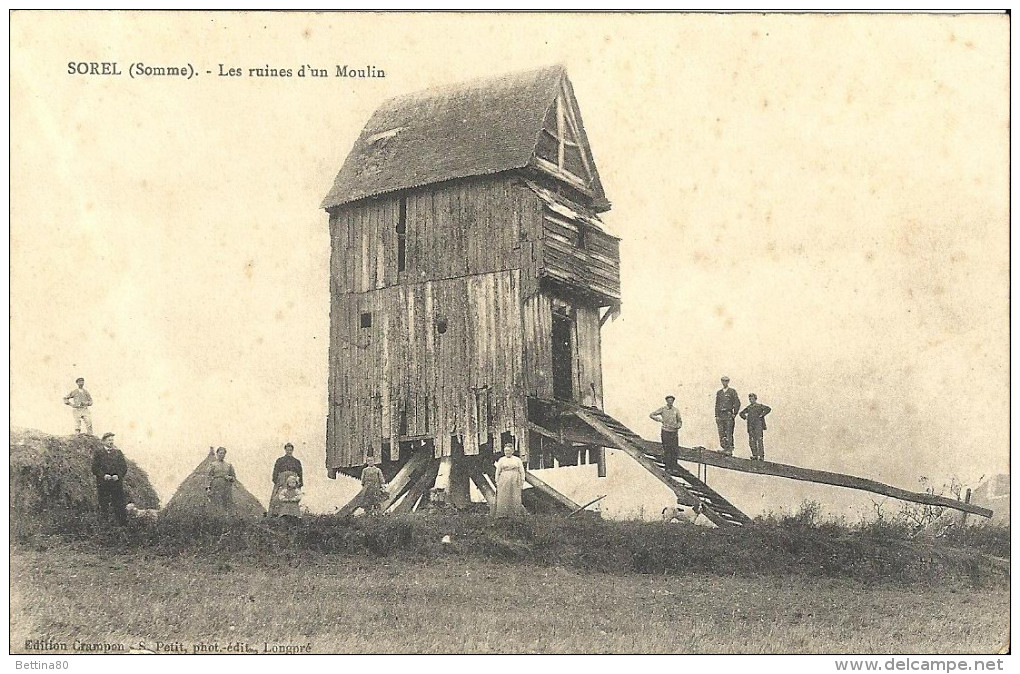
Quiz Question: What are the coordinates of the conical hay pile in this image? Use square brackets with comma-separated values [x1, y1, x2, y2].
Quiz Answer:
[160, 450, 265, 523]
[10, 428, 160, 520]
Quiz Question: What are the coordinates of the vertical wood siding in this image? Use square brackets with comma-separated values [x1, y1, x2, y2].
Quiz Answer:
[574, 303, 604, 408]
[326, 174, 607, 470]
[327, 270, 529, 469]
[522, 293, 553, 398]
[330, 176, 540, 295]
[521, 292, 604, 407]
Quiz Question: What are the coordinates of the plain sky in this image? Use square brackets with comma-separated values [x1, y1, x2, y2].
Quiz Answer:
[10, 12, 1009, 515]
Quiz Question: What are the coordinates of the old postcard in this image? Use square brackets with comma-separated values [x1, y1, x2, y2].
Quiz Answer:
[9, 11, 1010, 659]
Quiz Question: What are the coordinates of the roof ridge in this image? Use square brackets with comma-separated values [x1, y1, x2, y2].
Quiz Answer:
[321, 63, 607, 210]
[373, 64, 566, 113]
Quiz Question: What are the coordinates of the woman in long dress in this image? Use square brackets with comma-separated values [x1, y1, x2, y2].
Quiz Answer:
[207, 446, 236, 515]
[494, 443, 525, 518]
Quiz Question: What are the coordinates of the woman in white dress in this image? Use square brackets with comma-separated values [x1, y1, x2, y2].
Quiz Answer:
[494, 443, 526, 518]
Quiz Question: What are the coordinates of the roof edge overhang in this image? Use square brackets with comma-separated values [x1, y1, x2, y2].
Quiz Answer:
[321, 65, 612, 214]
[322, 166, 531, 213]
[539, 276, 620, 309]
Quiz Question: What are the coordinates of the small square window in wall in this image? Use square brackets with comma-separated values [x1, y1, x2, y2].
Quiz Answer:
[360, 312, 372, 328]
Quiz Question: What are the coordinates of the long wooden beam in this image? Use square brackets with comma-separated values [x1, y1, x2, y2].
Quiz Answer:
[337, 452, 430, 518]
[528, 421, 562, 442]
[524, 471, 583, 512]
[641, 439, 993, 518]
[467, 469, 497, 518]
[430, 455, 453, 504]
[531, 398, 992, 519]
[570, 409, 704, 509]
[468, 470, 496, 505]
[569, 494, 607, 517]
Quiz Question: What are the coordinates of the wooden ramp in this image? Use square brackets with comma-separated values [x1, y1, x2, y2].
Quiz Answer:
[639, 439, 993, 519]
[571, 407, 750, 527]
[529, 397, 993, 520]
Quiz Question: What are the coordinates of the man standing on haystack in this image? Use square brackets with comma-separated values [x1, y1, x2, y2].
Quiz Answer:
[63, 377, 93, 435]
[92, 432, 128, 526]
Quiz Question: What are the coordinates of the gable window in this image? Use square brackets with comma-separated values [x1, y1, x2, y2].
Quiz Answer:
[360, 312, 372, 328]
[396, 196, 407, 272]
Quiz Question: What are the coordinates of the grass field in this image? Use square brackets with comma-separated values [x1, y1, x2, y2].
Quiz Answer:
[10, 542, 1009, 654]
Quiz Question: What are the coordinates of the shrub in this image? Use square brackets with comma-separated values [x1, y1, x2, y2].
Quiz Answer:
[13, 507, 1008, 588]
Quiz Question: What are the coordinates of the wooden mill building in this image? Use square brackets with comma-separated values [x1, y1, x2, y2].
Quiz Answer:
[320, 64, 634, 513]
[320, 65, 992, 523]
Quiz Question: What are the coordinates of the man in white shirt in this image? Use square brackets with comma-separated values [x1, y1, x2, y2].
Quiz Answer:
[63, 377, 93, 435]
[650, 395, 683, 471]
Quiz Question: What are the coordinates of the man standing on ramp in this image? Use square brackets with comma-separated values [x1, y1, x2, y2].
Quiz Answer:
[739, 393, 772, 461]
[714, 376, 740, 456]
[650, 395, 683, 471]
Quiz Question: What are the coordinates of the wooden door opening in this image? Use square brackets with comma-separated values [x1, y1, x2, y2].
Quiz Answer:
[552, 310, 574, 401]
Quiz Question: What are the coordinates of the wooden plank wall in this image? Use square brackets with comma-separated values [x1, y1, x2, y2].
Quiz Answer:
[326, 174, 614, 470]
[541, 213, 621, 301]
[327, 269, 528, 469]
[574, 303, 604, 408]
[522, 293, 553, 399]
[330, 176, 544, 295]
[521, 292, 603, 407]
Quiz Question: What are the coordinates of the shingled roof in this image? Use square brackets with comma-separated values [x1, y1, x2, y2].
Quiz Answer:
[321, 65, 608, 210]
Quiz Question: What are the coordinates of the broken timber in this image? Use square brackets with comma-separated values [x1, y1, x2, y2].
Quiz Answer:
[393, 461, 440, 514]
[376, 450, 431, 512]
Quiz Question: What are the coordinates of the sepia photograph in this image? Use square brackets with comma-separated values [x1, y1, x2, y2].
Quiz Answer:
[9, 10, 1010, 660]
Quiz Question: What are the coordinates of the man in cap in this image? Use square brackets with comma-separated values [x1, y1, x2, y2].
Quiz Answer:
[714, 376, 741, 456]
[650, 395, 683, 471]
[62, 377, 93, 435]
[739, 393, 772, 461]
[91, 432, 128, 526]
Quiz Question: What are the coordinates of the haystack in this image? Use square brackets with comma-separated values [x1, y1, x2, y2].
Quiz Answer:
[10, 428, 160, 523]
[160, 449, 265, 523]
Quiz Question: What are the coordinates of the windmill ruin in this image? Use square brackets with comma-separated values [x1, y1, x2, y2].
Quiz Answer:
[320, 65, 992, 523]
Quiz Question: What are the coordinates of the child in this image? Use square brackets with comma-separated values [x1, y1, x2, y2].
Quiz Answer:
[359, 460, 387, 515]
[275, 474, 303, 521]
